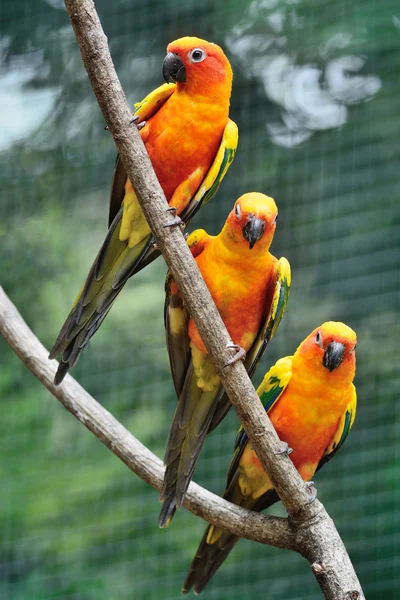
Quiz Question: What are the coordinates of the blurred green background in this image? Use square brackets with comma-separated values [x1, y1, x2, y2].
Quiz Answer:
[1, 0, 399, 598]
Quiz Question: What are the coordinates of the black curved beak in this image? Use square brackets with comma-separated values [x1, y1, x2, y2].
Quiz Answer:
[242, 216, 265, 249]
[162, 52, 186, 83]
[323, 342, 345, 372]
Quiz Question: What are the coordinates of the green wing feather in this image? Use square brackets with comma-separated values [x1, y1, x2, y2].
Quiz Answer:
[317, 384, 357, 471]
[179, 119, 238, 223]
[208, 256, 291, 432]
[164, 230, 211, 398]
[225, 356, 292, 490]
[161, 231, 219, 527]
[182, 357, 292, 595]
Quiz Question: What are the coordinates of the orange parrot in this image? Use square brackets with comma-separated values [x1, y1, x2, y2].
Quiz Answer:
[159, 192, 291, 527]
[183, 321, 357, 594]
[49, 37, 238, 384]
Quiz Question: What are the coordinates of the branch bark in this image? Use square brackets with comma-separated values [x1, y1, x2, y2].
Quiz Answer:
[3, 1, 365, 598]
[0, 286, 294, 551]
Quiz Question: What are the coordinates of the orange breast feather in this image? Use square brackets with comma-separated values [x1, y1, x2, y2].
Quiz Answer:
[143, 92, 228, 202]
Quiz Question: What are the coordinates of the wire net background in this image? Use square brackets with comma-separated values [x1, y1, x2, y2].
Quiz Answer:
[1, 0, 399, 598]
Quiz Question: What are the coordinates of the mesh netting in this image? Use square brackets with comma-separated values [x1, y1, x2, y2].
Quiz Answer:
[1, 0, 399, 598]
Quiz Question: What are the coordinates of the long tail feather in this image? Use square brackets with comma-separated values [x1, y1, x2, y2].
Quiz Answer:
[49, 210, 159, 383]
[183, 527, 239, 595]
[183, 484, 280, 593]
[159, 365, 220, 526]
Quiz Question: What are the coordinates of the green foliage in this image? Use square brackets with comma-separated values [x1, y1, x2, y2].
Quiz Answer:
[1, 0, 399, 598]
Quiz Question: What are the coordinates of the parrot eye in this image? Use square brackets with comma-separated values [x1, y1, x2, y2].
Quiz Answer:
[273, 213, 278, 224]
[315, 331, 323, 348]
[235, 204, 241, 219]
[189, 48, 206, 63]
[350, 343, 357, 354]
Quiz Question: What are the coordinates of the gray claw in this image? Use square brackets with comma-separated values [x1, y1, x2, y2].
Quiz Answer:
[223, 343, 246, 367]
[305, 481, 317, 504]
[164, 207, 183, 229]
[130, 115, 146, 130]
[274, 442, 293, 456]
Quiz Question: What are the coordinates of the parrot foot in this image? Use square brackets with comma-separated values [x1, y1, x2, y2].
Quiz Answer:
[152, 240, 160, 250]
[164, 207, 184, 229]
[130, 115, 146, 130]
[305, 481, 317, 504]
[274, 441, 293, 456]
[223, 343, 246, 367]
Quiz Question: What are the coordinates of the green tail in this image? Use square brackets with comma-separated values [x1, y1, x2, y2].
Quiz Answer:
[159, 363, 221, 527]
[183, 484, 280, 594]
[49, 208, 159, 384]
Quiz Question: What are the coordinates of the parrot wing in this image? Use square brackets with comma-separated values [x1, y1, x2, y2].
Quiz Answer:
[164, 229, 212, 398]
[225, 356, 293, 491]
[179, 118, 238, 224]
[317, 384, 357, 471]
[208, 256, 291, 432]
[50, 94, 237, 384]
[182, 356, 293, 595]
[160, 230, 227, 527]
[108, 83, 176, 226]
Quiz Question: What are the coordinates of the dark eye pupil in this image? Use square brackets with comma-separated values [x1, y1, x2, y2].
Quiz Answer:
[193, 50, 202, 60]
[316, 333, 320, 342]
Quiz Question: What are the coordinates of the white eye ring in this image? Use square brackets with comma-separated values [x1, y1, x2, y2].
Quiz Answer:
[235, 204, 241, 219]
[315, 331, 323, 348]
[189, 48, 206, 63]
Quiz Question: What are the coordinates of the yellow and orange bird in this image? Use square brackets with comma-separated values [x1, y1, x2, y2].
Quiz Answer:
[183, 321, 357, 594]
[49, 37, 238, 384]
[159, 192, 291, 527]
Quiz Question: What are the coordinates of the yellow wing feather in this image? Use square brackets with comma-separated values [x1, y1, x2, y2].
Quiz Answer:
[133, 82, 176, 122]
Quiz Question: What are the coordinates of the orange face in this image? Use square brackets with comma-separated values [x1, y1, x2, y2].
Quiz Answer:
[163, 37, 232, 91]
[298, 321, 357, 381]
[222, 192, 278, 253]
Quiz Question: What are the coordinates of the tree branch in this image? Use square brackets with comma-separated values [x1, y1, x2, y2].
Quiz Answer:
[4, 1, 365, 597]
[0, 286, 294, 550]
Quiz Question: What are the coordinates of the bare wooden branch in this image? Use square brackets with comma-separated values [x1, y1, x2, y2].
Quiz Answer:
[5, 1, 365, 597]
[0, 286, 295, 551]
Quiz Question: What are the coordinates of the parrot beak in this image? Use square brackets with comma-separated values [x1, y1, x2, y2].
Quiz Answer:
[323, 341, 345, 372]
[162, 52, 186, 83]
[242, 216, 265, 249]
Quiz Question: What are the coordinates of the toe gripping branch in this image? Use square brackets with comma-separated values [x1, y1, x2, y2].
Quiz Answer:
[164, 207, 185, 230]
[223, 342, 247, 368]
[274, 441, 293, 456]
[130, 115, 146, 130]
[105, 115, 146, 132]
[305, 481, 317, 504]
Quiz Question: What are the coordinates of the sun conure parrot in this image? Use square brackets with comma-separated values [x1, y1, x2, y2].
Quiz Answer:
[159, 192, 291, 528]
[49, 36, 238, 384]
[183, 321, 357, 594]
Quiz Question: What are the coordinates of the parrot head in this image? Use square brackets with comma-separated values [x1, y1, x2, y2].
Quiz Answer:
[162, 37, 233, 93]
[222, 192, 278, 253]
[299, 321, 357, 381]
